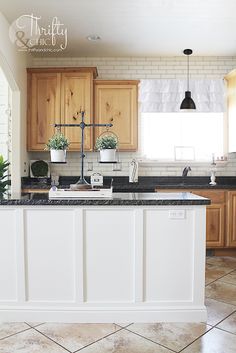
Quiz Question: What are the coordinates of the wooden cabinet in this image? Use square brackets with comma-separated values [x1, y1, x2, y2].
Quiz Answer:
[190, 190, 226, 248]
[157, 188, 226, 248]
[27, 68, 97, 151]
[94, 80, 139, 151]
[27, 72, 61, 150]
[227, 191, 236, 247]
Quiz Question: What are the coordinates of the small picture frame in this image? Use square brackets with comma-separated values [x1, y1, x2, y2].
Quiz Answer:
[174, 146, 195, 161]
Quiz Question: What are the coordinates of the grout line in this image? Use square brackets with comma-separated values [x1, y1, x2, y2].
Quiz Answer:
[124, 327, 178, 353]
[115, 323, 133, 329]
[178, 306, 236, 351]
[73, 326, 125, 352]
[205, 268, 236, 287]
[25, 322, 45, 328]
[215, 326, 236, 337]
[178, 326, 215, 352]
[205, 294, 236, 307]
[0, 326, 32, 342]
[32, 326, 72, 353]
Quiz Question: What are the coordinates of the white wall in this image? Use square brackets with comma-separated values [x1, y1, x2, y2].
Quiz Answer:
[0, 68, 9, 160]
[30, 56, 236, 178]
[0, 11, 29, 192]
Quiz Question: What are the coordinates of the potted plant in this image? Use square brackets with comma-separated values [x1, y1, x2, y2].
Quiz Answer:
[95, 134, 118, 162]
[0, 155, 10, 195]
[45, 133, 70, 162]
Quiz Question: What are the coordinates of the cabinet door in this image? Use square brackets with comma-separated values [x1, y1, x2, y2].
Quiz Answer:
[27, 73, 61, 150]
[61, 72, 93, 151]
[206, 204, 225, 248]
[94, 81, 138, 151]
[227, 191, 236, 247]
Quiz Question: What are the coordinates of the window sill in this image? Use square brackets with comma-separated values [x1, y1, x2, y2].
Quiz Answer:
[137, 159, 228, 167]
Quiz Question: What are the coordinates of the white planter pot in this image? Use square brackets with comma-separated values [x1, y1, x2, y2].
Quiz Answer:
[50, 150, 66, 162]
[100, 149, 116, 162]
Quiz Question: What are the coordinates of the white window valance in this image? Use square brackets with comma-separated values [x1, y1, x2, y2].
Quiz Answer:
[139, 79, 226, 113]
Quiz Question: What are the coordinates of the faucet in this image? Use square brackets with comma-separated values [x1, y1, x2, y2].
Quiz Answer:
[182, 166, 191, 177]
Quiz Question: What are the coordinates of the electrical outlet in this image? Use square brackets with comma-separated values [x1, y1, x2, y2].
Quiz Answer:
[168, 210, 186, 219]
[113, 162, 122, 171]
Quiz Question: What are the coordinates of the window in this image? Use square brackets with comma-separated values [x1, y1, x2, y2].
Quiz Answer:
[141, 112, 225, 161]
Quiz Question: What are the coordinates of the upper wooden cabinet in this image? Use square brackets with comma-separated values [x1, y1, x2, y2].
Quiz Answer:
[94, 80, 139, 151]
[27, 67, 97, 151]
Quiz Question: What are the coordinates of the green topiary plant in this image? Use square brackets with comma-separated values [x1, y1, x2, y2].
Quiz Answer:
[95, 135, 118, 150]
[0, 155, 10, 194]
[45, 133, 70, 150]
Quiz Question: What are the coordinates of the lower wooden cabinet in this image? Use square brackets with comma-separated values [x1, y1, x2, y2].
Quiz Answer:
[227, 191, 236, 247]
[206, 204, 225, 247]
[189, 190, 226, 248]
[157, 188, 227, 248]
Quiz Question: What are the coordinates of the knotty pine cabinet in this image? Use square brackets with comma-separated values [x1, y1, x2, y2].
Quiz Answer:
[94, 80, 139, 151]
[157, 189, 226, 248]
[227, 191, 236, 247]
[27, 67, 97, 151]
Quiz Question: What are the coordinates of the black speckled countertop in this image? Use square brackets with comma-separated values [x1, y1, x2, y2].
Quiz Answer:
[21, 176, 236, 192]
[0, 192, 210, 206]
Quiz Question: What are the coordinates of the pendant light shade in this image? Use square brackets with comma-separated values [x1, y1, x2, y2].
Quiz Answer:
[180, 49, 196, 110]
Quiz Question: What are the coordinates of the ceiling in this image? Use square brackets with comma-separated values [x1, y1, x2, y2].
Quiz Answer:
[1, 0, 236, 57]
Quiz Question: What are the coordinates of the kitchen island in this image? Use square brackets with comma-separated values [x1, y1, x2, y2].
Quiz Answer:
[0, 192, 210, 322]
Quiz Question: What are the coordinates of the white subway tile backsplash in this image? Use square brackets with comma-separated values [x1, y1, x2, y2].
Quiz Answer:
[29, 55, 236, 177]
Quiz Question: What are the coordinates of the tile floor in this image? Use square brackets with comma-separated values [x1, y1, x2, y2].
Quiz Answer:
[0, 256, 236, 353]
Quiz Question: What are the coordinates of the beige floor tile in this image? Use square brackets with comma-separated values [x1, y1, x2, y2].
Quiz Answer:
[205, 264, 232, 285]
[128, 322, 211, 352]
[205, 298, 236, 326]
[37, 323, 121, 352]
[206, 280, 236, 305]
[206, 256, 236, 270]
[0, 328, 68, 353]
[181, 327, 236, 353]
[217, 311, 236, 334]
[79, 329, 172, 353]
[0, 323, 29, 340]
[220, 270, 236, 286]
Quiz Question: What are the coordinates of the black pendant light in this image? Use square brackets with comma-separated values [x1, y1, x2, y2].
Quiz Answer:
[180, 49, 196, 110]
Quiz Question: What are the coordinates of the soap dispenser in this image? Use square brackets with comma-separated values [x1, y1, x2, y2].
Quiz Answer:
[129, 159, 138, 183]
[209, 154, 217, 186]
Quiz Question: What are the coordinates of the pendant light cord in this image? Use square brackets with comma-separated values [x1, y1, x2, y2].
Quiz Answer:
[187, 54, 189, 91]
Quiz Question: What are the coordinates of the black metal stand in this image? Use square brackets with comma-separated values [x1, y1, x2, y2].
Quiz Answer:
[54, 111, 112, 190]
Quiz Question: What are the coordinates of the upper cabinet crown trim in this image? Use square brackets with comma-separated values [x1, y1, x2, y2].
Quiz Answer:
[27, 67, 98, 79]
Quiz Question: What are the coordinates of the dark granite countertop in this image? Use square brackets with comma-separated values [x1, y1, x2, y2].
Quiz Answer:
[0, 192, 210, 206]
[21, 176, 236, 192]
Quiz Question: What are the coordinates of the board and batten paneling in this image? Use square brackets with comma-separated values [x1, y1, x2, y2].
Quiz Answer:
[0, 205, 206, 322]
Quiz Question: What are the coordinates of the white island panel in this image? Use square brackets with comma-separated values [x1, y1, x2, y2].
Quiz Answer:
[0, 210, 17, 301]
[144, 209, 194, 302]
[84, 209, 135, 303]
[24, 209, 76, 302]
